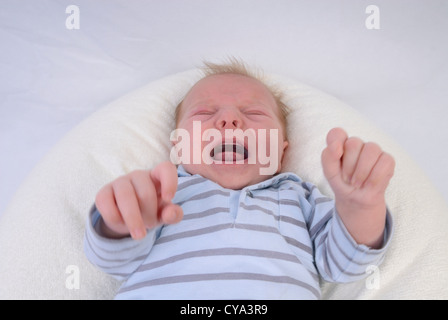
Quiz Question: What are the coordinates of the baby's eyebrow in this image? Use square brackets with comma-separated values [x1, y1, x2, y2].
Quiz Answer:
[242, 103, 270, 109]
[189, 98, 215, 106]
[186, 98, 277, 115]
[242, 103, 280, 115]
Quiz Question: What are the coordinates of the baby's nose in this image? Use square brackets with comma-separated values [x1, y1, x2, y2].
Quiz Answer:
[218, 119, 240, 129]
[216, 109, 243, 129]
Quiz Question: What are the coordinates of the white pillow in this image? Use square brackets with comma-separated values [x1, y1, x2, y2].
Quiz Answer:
[1, 70, 447, 300]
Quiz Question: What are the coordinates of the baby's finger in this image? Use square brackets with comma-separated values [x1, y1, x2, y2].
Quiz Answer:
[112, 177, 146, 240]
[95, 184, 126, 232]
[326, 127, 348, 147]
[341, 137, 364, 185]
[150, 161, 179, 203]
[364, 152, 396, 191]
[129, 171, 159, 229]
[350, 142, 382, 188]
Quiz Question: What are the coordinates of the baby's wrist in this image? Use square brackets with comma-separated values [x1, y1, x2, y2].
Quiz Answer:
[335, 199, 387, 249]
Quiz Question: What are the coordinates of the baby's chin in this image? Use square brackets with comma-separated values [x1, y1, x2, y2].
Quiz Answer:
[212, 175, 258, 190]
[183, 163, 274, 190]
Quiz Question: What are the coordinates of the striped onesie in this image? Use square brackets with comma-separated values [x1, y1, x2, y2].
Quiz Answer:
[84, 166, 392, 299]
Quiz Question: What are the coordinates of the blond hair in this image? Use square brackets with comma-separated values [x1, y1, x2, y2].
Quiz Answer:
[175, 58, 290, 136]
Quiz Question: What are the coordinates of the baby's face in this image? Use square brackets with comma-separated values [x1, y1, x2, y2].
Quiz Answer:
[175, 73, 288, 189]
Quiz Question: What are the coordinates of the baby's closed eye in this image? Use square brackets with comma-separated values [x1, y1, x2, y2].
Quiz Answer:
[242, 107, 270, 118]
[190, 107, 216, 119]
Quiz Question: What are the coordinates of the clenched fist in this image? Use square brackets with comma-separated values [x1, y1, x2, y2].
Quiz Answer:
[95, 161, 183, 240]
[321, 128, 395, 248]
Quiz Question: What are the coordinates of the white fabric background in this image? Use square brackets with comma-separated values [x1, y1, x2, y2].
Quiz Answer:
[1, 0, 447, 215]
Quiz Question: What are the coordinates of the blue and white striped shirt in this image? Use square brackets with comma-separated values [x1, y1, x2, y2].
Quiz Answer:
[84, 166, 392, 299]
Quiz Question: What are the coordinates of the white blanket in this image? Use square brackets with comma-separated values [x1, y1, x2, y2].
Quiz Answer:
[1, 70, 447, 299]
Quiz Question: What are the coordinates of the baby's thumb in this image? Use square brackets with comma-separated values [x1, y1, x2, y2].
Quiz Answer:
[160, 203, 184, 225]
[321, 128, 346, 182]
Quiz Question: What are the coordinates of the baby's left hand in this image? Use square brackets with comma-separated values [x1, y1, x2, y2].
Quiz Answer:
[321, 128, 395, 208]
[321, 128, 395, 248]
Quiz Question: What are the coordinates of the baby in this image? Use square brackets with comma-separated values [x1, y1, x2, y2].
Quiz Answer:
[84, 60, 395, 299]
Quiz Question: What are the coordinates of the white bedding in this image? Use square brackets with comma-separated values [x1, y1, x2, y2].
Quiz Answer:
[0, 69, 447, 300]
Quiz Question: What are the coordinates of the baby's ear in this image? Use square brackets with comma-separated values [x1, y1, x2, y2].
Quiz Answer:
[282, 140, 289, 152]
[169, 128, 181, 146]
[277, 140, 289, 173]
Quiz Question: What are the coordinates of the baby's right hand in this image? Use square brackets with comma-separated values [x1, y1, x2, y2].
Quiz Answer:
[95, 161, 183, 240]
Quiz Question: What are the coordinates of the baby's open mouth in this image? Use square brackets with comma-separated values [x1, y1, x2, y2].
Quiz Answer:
[210, 143, 249, 162]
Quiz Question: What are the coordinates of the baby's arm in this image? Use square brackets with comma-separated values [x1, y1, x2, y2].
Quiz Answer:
[321, 128, 395, 249]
